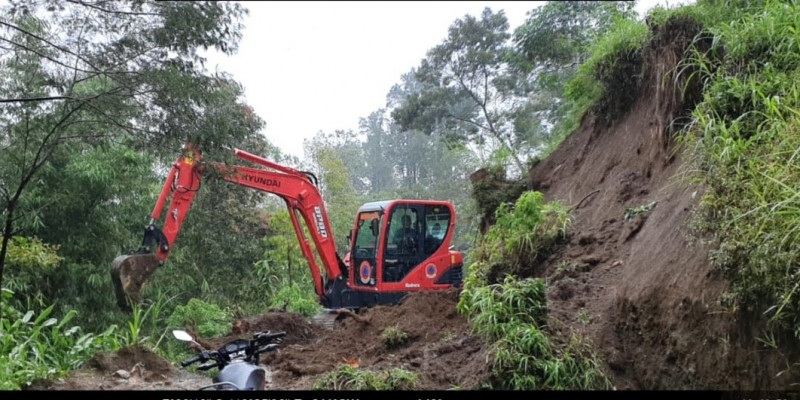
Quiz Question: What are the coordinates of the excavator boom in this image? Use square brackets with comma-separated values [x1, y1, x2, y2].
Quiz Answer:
[111, 145, 343, 311]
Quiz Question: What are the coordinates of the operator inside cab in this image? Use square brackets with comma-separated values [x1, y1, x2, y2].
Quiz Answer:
[394, 214, 420, 254]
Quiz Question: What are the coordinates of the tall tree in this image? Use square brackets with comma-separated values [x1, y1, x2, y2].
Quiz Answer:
[0, 1, 257, 314]
[392, 8, 529, 173]
[302, 129, 366, 194]
[512, 1, 636, 72]
[509, 1, 637, 140]
[359, 110, 395, 194]
[303, 133, 362, 255]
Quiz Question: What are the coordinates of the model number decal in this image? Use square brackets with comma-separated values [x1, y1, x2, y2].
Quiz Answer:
[314, 206, 328, 238]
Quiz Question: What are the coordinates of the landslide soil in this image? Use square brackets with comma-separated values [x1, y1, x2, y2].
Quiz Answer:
[29, 289, 487, 391]
[27, 16, 800, 392]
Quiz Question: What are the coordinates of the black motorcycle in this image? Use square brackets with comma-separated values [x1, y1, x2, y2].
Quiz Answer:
[172, 329, 286, 390]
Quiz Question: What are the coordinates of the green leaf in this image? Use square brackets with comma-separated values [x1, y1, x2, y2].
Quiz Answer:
[21, 311, 34, 324]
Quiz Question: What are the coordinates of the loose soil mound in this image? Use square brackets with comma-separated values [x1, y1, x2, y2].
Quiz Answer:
[268, 288, 490, 390]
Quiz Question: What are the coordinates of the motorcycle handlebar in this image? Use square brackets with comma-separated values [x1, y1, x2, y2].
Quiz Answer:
[181, 355, 201, 368]
[256, 343, 280, 355]
[254, 331, 286, 344]
[179, 332, 286, 370]
[181, 351, 217, 368]
[197, 362, 218, 372]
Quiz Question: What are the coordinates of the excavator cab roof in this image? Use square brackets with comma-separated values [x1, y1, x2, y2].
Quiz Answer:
[358, 200, 392, 212]
[358, 199, 453, 213]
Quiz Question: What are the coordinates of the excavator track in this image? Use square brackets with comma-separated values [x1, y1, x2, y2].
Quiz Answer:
[311, 309, 339, 330]
[310, 308, 369, 330]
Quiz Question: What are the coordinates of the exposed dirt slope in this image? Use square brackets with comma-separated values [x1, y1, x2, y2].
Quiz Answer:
[527, 16, 799, 390]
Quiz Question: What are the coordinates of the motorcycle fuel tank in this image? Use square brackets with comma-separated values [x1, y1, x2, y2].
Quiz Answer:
[212, 362, 267, 390]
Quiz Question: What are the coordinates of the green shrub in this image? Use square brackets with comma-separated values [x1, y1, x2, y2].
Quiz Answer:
[468, 190, 571, 282]
[266, 283, 322, 318]
[3, 236, 63, 311]
[381, 325, 411, 350]
[0, 294, 122, 390]
[457, 276, 610, 390]
[312, 364, 418, 390]
[166, 298, 231, 339]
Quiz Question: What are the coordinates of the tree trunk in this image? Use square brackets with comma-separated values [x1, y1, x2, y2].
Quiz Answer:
[0, 200, 15, 325]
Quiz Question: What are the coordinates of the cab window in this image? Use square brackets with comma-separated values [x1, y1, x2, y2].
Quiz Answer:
[423, 205, 450, 257]
[353, 211, 382, 258]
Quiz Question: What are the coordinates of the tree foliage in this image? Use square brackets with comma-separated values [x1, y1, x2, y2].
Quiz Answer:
[393, 8, 529, 172]
[508, 1, 638, 152]
[389, 4, 637, 176]
[0, 0, 262, 323]
[511, 1, 636, 73]
[303, 130, 363, 254]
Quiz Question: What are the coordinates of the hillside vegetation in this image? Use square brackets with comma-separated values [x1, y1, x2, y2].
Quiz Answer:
[465, 0, 800, 389]
[5, 0, 800, 391]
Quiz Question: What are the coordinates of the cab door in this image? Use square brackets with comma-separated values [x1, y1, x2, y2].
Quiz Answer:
[381, 204, 424, 283]
[350, 210, 383, 287]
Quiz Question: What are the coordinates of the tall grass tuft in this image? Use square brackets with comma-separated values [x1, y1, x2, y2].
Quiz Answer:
[458, 276, 611, 390]
[676, 0, 800, 338]
[311, 365, 418, 391]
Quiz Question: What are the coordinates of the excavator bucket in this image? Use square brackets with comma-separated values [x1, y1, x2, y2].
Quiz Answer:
[111, 253, 161, 312]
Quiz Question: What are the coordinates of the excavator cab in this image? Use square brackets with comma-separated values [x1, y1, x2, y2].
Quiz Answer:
[347, 200, 462, 298]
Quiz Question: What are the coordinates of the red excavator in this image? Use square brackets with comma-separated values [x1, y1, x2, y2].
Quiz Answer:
[111, 144, 464, 312]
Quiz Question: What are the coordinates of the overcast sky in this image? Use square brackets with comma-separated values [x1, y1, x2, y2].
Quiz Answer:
[204, 1, 691, 161]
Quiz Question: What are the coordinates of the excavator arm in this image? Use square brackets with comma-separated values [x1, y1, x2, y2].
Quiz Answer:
[111, 145, 344, 311]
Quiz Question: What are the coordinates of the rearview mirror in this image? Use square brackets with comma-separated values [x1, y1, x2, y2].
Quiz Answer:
[172, 329, 194, 342]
